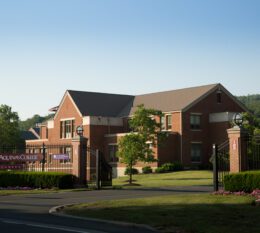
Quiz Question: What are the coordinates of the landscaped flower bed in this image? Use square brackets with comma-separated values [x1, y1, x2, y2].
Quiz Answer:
[213, 189, 260, 205]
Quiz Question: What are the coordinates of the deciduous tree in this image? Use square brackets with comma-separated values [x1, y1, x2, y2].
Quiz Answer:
[0, 105, 21, 147]
[117, 105, 165, 184]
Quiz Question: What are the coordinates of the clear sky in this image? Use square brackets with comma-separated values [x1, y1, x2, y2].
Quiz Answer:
[0, 0, 259, 120]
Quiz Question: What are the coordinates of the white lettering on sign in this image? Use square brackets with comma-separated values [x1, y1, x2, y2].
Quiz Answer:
[232, 140, 237, 150]
[0, 154, 40, 161]
[53, 154, 70, 160]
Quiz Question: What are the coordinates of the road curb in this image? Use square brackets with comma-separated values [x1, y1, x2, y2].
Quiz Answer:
[49, 203, 159, 232]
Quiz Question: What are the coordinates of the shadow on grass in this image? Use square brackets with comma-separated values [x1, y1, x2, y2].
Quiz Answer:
[0, 208, 154, 233]
[67, 201, 260, 233]
[163, 178, 212, 181]
[123, 179, 137, 183]
[122, 183, 141, 187]
[110, 185, 213, 193]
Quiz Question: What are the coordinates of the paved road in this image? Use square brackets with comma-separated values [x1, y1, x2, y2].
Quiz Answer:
[0, 186, 212, 233]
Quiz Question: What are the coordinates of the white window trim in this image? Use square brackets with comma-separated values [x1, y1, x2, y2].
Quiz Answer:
[60, 117, 75, 121]
[161, 114, 172, 131]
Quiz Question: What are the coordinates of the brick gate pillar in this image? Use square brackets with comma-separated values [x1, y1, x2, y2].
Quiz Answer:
[227, 127, 248, 173]
[72, 136, 87, 185]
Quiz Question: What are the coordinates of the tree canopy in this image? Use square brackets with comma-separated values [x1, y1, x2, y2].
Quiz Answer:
[0, 104, 22, 147]
[129, 104, 164, 146]
[237, 94, 260, 118]
[19, 114, 54, 130]
[241, 112, 260, 136]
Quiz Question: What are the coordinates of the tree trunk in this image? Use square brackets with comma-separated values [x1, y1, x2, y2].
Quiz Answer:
[129, 163, 132, 184]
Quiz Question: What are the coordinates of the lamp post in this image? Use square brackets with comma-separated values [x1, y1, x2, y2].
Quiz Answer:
[233, 113, 243, 128]
[72, 125, 86, 186]
[76, 125, 84, 137]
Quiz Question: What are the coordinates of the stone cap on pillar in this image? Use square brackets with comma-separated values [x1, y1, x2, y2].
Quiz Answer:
[72, 136, 88, 143]
[227, 126, 249, 136]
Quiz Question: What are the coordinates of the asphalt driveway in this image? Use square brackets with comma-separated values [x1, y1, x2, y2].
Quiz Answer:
[0, 186, 212, 233]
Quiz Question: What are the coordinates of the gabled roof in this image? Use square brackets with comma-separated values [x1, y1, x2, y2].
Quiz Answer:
[21, 131, 38, 140]
[68, 90, 134, 117]
[118, 83, 223, 116]
[31, 127, 40, 138]
[136, 83, 219, 111]
[54, 83, 247, 118]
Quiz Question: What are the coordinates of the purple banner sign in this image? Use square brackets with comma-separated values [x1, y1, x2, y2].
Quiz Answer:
[53, 154, 70, 160]
[0, 154, 42, 162]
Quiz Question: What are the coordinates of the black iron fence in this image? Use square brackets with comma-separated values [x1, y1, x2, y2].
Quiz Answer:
[247, 135, 260, 170]
[0, 143, 112, 188]
[213, 133, 260, 191]
[27, 144, 73, 173]
[0, 144, 73, 173]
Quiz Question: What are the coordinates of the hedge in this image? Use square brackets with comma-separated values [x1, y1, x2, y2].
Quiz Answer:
[0, 171, 77, 189]
[155, 162, 183, 173]
[224, 171, 260, 192]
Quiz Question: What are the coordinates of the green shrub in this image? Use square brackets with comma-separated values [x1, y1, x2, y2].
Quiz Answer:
[154, 167, 165, 173]
[142, 166, 153, 174]
[0, 171, 76, 189]
[224, 171, 260, 192]
[155, 162, 183, 173]
[124, 167, 139, 175]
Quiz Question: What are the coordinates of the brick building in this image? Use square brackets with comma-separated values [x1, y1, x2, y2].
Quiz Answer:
[26, 83, 247, 177]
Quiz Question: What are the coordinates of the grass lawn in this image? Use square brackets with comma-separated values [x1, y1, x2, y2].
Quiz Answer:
[63, 194, 260, 233]
[113, 170, 213, 188]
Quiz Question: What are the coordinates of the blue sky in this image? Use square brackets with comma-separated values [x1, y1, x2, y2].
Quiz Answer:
[0, 0, 259, 120]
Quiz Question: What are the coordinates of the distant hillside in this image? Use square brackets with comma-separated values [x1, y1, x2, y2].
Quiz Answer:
[19, 114, 54, 130]
[236, 94, 260, 117]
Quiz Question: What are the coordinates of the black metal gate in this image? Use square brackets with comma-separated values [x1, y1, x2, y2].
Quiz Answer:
[213, 140, 230, 191]
[86, 147, 112, 188]
[213, 134, 260, 191]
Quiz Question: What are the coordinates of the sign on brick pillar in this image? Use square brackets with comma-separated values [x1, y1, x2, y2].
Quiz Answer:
[72, 136, 87, 185]
[227, 127, 248, 173]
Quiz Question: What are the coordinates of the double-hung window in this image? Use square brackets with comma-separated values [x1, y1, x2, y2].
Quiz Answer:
[191, 143, 202, 163]
[190, 114, 201, 130]
[60, 119, 75, 139]
[166, 115, 172, 130]
[161, 114, 172, 131]
[108, 144, 118, 162]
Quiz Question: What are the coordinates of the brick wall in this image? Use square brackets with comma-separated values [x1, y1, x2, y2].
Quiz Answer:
[181, 90, 245, 166]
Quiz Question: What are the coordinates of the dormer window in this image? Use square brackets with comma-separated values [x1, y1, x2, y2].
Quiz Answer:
[217, 90, 222, 103]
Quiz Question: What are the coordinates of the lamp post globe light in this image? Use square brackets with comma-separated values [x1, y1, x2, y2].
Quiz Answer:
[76, 125, 84, 137]
[233, 113, 243, 127]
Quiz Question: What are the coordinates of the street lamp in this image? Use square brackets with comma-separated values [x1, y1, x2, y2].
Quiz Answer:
[233, 113, 243, 127]
[76, 125, 84, 137]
